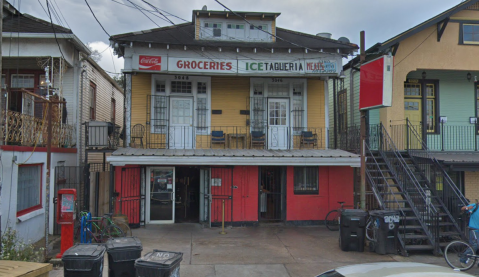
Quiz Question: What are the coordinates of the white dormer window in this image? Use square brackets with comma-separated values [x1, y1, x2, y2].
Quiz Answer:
[227, 23, 245, 39]
[249, 24, 269, 41]
[203, 22, 222, 38]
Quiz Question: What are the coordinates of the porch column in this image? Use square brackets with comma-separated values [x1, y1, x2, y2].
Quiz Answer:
[125, 73, 132, 147]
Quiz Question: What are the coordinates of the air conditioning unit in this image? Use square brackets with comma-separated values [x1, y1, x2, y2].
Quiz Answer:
[88, 121, 109, 147]
[213, 28, 221, 37]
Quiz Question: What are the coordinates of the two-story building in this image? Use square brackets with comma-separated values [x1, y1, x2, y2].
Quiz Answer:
[329, 0, 479, 255]
[108, 9, 360, 227]
[0, 1, 123, 243]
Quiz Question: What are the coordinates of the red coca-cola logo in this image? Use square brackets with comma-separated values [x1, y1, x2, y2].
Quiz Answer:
[139, 55, 162, 71]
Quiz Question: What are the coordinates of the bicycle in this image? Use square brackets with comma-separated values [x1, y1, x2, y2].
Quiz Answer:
[444, 227, 479, 271]
[75, 211, 126, 243]
[325, 201, 352, 231]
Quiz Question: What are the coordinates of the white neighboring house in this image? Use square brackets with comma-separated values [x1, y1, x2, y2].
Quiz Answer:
[0, 2, 124, 244]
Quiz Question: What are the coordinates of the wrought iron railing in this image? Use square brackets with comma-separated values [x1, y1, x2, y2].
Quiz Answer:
[1, 110, 76, 147]
[365, 142, 408, 253]
[377, 123, 440, 253]
[84, 121, 121, 149]
[132, 124, 325, 150]
[406, 119, 468, 236]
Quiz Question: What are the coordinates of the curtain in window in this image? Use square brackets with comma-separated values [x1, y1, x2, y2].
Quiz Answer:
[17, 165, 41, 212]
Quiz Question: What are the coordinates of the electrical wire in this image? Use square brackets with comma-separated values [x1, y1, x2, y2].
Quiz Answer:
[52, 0, 71, 29]
[84, 0, 110, 37]
[45, 0, 66, 60]
[394, 27, 436, 67]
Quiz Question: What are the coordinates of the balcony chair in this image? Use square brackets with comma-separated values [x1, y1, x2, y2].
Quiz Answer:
[131, 124, 145, 148]
[211, 130, 226, 148]
[300, 131, 318, 149]
[251, 131, 266, 149]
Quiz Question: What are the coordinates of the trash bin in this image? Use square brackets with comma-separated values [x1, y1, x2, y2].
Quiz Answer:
[339, 209, 368, 252]
[106, 237, 143, 277]
[368, 210, 400, 254]
[135, 250, 183, 277]
[62, 244, 106, 277]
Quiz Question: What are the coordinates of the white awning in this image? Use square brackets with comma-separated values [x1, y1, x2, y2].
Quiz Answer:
[107, 148, 360, 167]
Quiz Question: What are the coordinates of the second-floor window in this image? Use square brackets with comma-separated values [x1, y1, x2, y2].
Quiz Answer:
[227, 23, 245, 39]
[203, 22, 222, 38]
[338, 89, 348, 133]
[89, 82, 96, 120]
[249, 24, 269, 41]
[111, 98, 116, 123]
[463, 24, 479, 44]
[11, 74, 34, 88]
[293, 84, 304, 134]
[196, 82, 208, 134]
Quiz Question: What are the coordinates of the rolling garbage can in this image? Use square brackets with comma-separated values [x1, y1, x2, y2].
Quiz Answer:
[135, 250, 183, 277]
[339, 209, 368, 252]
[62, 244, 106, 277]
[105, 237, 143, 277]
[368, 210, 400, 255]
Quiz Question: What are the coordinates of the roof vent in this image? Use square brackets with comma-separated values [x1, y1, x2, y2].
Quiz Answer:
[202, 5, 207, 11]
[338, 37, 350, 44]
[316, 32, 332, 39]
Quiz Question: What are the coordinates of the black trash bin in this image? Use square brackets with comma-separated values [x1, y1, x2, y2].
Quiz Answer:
[339, 209, 368, 252]
[106, 236, 143, 277]
[368, 210, 400, 255]
[62, 244, 106, 277]
[135, 250, 183, 277]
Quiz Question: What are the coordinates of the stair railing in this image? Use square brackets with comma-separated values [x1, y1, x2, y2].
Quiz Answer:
[406, 119, 468, 236]
[378, 123, 440, 253]
[365, 142, 408, 254]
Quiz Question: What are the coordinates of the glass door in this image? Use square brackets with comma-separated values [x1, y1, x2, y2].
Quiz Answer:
[147, 167, 175, 224]
[268, 99, 289, 149]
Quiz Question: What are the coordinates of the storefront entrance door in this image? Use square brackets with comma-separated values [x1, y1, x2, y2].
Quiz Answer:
[147, 167, 175, 224]
[169, 98, 193, 149]
[268, 99, 289, 149]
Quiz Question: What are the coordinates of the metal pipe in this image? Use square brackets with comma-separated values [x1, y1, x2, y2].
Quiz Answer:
[79, 68, 87, 166]
[219, 200, 226, 235]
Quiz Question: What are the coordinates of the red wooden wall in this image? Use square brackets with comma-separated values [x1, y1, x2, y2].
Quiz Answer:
[286, 166, 354, 221]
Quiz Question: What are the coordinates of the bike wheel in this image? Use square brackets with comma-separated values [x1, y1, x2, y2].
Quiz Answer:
[116, 221, 132, 237]
[365, 218, 376, 241]
[325, 210, 340, 231]
[108, 225, 125, 238]
[444, 240, 476, 271]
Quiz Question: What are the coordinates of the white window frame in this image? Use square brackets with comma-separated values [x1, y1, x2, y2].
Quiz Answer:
[249, 77, 308, 131]
[227, 23, 246, 39]
[201, 21, 224, 39]
[150, 75, 211, 136]
[247, 22, 271, 41]
[17, 164, 43, 216]
[11, 74, 35, 88]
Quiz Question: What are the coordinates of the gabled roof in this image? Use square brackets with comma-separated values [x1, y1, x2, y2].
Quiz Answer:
[111, 22, 358, 51]
[380, 0, 479, 51]
[3, 13, 72, 34]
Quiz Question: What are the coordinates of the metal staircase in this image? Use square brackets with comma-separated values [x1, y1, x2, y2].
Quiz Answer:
[365, 124, 465, 256]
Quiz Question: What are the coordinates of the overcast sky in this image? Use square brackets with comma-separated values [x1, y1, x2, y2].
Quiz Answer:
[14, 0, 463, 75]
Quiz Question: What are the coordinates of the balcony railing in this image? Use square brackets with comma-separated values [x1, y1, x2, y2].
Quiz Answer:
[129, 124, 325, 150]
[1, 110, 76, 147]
[85, 121, 121, 149]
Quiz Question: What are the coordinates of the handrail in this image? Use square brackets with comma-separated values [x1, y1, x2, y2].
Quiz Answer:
[365, 142, 408, 253]
[378, 123, 440, 251]
[406, 119, 468, 206]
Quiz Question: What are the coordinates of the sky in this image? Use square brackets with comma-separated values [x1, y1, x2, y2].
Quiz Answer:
[13, 0, 465, 76]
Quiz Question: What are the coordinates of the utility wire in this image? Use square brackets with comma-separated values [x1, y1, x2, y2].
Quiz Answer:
[52, 0, 71, 29]
[84, 0, 110, 37]
[45, 0, 65, 60]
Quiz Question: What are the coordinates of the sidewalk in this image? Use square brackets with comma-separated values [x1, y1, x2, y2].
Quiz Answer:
[49, 224, 479, 276]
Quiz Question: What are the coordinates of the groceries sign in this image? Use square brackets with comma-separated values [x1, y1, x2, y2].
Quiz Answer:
[133, 55, 339, 75]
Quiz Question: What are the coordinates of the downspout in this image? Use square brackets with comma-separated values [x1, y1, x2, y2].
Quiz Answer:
[349, 67, 355, 126]
[333, 79, 337, 149]
[79, 67, 87, 166]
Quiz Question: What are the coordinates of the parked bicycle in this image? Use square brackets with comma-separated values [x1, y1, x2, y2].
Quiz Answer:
[74, 211, 128, 243]
[325, 202, 353, 231]
[444, 227, 479, 271]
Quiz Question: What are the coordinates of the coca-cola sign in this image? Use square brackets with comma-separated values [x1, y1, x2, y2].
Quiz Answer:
[139, 55, 162, 71]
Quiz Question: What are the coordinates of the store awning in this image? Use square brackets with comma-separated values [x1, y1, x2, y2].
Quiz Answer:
[107, 148, 360, 167]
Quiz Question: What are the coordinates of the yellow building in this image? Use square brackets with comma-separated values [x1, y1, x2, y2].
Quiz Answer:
[108, 9, 360, 227]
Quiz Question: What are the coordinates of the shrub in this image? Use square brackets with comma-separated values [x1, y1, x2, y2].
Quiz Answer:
[0, 227, 44, 262]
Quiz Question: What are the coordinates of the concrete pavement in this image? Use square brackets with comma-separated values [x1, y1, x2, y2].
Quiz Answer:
[49, 224, 479, 276]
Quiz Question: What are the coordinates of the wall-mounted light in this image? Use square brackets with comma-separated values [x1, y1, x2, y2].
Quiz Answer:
[467, 72, 472, 82]
[439, 116, 447, 124]
[470, 117, 477, 124]
[422, 71, 426, 79]
[339, 70, 346, 79]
